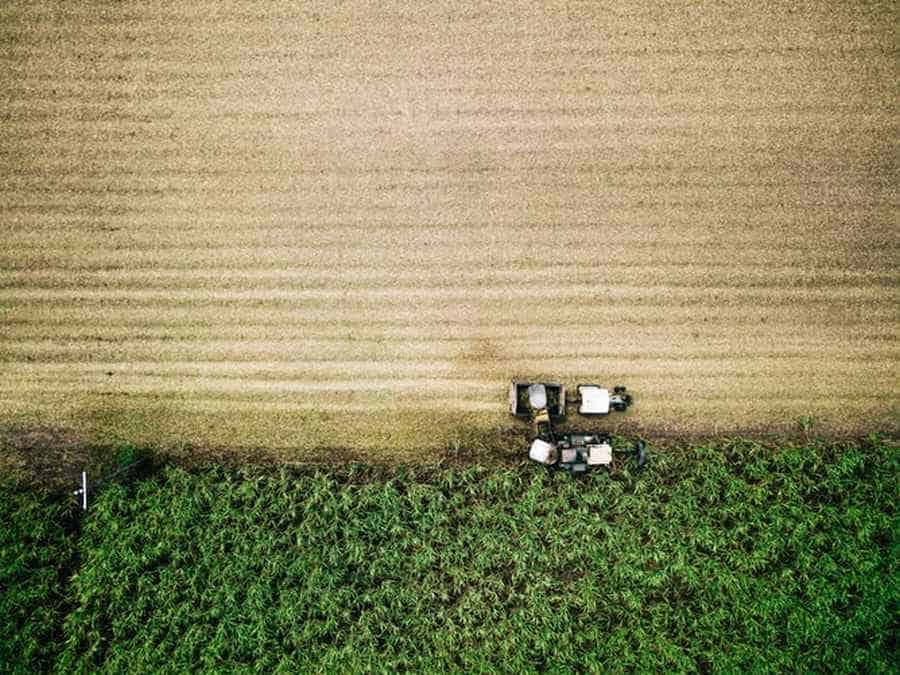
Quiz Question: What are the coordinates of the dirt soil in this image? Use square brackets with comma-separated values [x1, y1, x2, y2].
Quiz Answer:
[1, 2, 897, 462]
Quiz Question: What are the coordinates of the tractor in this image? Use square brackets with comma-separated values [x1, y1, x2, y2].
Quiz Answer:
[509, 380, 646, 473]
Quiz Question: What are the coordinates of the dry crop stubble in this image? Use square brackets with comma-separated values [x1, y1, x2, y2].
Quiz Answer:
[1, 1, 897, 459]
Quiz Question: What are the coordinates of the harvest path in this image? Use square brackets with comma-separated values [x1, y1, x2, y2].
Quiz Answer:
[2, 2, 897, 458]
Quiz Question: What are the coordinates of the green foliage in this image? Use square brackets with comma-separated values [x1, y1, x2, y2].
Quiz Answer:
[0, 485, 77, 673]
[3, 437, 898, 672]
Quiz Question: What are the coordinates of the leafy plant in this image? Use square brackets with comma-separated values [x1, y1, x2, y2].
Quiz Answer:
[798, 415, 817, 438]
[2, 437, 897, 672]
[0, 485, 77, 673]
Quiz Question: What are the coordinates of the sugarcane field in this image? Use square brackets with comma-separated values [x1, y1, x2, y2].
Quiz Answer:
[1, 2, 897, 671]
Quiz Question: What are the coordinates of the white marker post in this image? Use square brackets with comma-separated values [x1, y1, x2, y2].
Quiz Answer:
[74, 471, 87, 511]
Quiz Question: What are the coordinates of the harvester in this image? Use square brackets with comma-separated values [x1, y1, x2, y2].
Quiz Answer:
[509, 380, 646, 473]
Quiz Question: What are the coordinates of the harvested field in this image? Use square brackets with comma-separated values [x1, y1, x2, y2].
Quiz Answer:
[1, 2, 897, 460]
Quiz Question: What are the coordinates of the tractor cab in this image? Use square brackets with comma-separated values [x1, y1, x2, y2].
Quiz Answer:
[577, 385, 633, 414]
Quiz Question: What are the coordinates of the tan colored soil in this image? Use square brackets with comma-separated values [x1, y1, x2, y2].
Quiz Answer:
[1, 2, 897, 460]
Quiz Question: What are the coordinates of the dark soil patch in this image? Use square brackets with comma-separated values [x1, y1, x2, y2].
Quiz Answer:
[0, 424, 92, 489]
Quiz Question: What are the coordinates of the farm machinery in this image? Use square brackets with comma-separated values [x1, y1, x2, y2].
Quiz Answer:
[509, 380, 646, 473]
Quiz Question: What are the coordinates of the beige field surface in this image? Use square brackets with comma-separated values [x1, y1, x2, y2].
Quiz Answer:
[1, 1, 897, 462]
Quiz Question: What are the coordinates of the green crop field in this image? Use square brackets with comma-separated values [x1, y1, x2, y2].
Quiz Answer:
[3, 436, 897, 673]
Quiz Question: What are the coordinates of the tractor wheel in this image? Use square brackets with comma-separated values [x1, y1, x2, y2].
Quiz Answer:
[613, 385, 626, 394]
